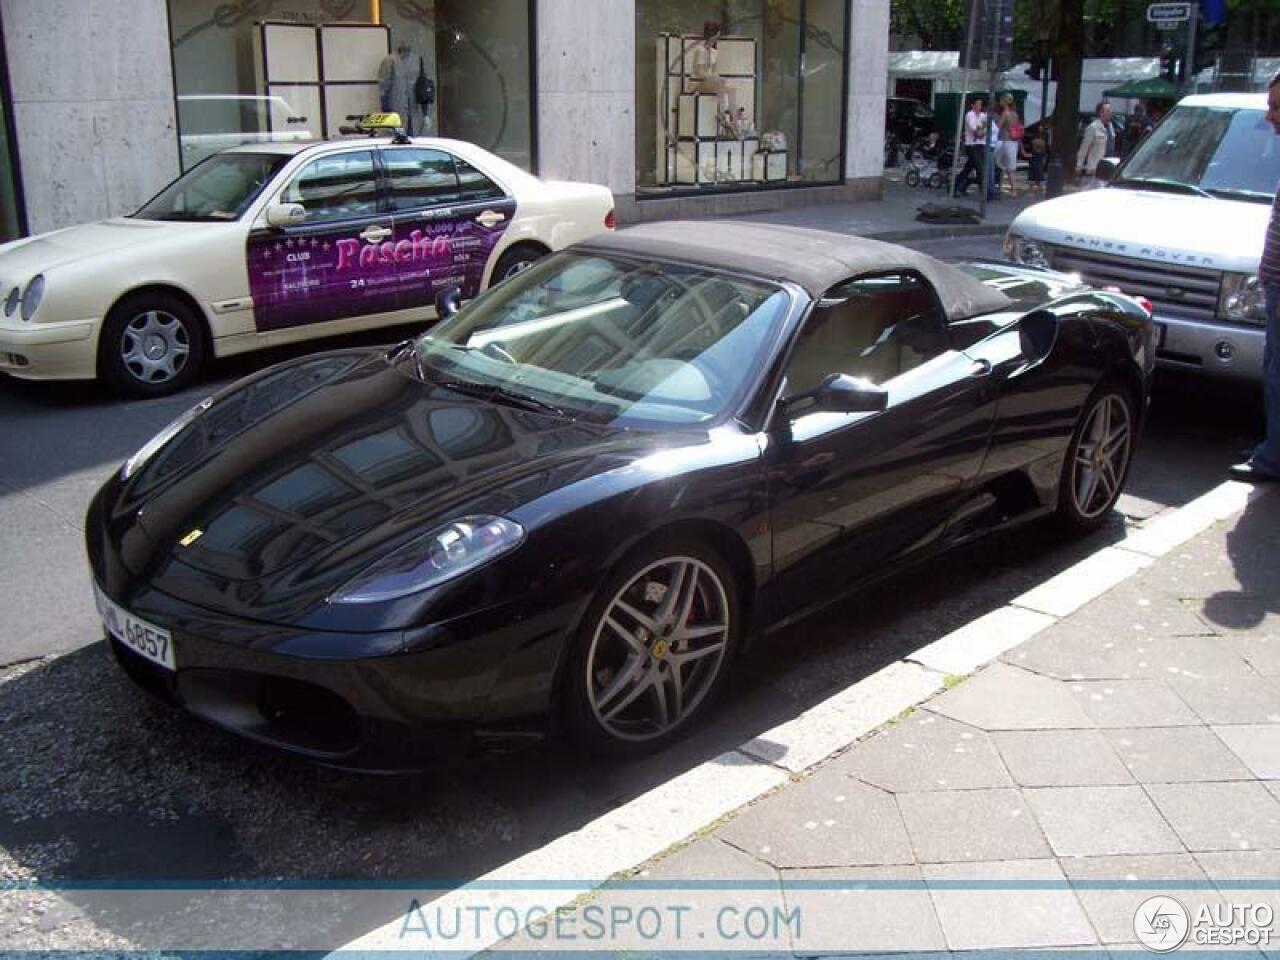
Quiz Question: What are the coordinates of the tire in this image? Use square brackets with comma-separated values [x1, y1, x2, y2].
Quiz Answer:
[905, 169, 921, 188]
[928, 171, 945, 189]
[1057, 381, 1136, 532]
[490, 244, 546, 287]
[562, 537, 740, 757]
[99, 292, 206, 398]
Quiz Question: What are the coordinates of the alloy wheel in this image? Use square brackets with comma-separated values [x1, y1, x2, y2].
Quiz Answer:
[586, 556, 731, 743]
[1071, 392, 1132, 519]
[120, 310, 191, 384]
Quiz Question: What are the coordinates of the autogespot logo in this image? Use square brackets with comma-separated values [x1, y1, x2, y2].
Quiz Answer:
[1135, 895, 1190, 952]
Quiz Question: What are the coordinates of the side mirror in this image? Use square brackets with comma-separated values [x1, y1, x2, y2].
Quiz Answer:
[1095, 157, 1121, 183]
[783, 373, 888, 417]
[266, 202, 306, 228]
[435, 285, 461, 319]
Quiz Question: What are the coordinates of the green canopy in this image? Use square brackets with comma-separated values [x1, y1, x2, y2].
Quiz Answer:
[1103, 76, 1182, 100]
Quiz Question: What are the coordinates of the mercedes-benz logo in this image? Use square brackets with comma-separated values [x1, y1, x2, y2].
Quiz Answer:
[1134, 895, 1190, 952]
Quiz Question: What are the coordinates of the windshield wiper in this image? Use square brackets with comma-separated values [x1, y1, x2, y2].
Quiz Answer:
[1113, 176, 1214, 199]
[1203, 187, 1273, 204]
[434, 377, 571, 419]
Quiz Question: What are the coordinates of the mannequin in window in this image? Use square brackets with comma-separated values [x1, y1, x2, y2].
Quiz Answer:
[377, 41, 428, 135]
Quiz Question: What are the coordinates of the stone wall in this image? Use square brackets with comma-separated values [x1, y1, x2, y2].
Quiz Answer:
[2, 0, 179, 234]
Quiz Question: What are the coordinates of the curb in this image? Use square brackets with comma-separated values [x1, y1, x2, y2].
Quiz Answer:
[332, 480, 1271, 956]
[870, 222, 1012, 243]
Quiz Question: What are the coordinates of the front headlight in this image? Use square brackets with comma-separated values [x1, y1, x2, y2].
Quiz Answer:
[331, 516, 525, 604]
[20, 274, 44, 321]
[3, 286, 19, 317]
[1005, 232, 1051, 269]
[1218, 273, 1267, 325]
[120, 395, 214, 480]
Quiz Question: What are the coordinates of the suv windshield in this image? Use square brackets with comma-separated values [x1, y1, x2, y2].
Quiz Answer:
[1115, 104, 1280, 202]
[410, 252, 791, 428]
[134, 153, 288, 221]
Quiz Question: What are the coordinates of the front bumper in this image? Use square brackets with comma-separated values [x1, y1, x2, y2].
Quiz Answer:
[1150, 313, 1263, 382]
[0, 316, 99, 380]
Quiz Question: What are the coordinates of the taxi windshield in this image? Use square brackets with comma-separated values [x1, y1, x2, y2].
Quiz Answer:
[134, 153, 288, 222]
[1116, 105, 1280, 202]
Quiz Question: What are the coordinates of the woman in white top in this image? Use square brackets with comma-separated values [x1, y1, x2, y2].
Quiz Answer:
[996, 94, 1023, 198]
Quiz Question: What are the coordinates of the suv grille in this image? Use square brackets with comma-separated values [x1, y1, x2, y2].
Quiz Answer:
[1046, 245, 1220, 323]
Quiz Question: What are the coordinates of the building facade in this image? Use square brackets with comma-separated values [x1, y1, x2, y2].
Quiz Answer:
[0, 0, 889, 239]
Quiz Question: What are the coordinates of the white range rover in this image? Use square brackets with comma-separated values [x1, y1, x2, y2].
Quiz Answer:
[1005, 93, 1278, 382]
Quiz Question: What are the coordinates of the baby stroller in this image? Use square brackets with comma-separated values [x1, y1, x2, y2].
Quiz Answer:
[903, 136, 955, 191]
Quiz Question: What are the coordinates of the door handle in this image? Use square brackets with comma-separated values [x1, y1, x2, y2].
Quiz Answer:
[474, 210, 506, 228]
[360, 225, 392, 243]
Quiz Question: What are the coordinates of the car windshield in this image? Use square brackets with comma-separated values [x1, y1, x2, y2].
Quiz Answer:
[134, 153, 288, 221]
[1115, 105, 1280, 202]
[410, 252, 791, 428]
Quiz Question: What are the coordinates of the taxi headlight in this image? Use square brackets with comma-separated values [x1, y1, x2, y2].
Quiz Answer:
[1218, 273, 1266, 325]
[121, 396, 214, 480]
[1006, 233, 1050, 269]
[331, 516, 525, 604]
[4, 286, 19, 318]
[20, 274, 44, 321]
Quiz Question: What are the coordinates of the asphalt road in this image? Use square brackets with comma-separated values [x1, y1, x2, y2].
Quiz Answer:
[0, 233, 1266, 950]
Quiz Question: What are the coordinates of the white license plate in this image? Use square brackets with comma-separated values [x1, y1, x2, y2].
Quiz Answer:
[94, 585, 175, 671]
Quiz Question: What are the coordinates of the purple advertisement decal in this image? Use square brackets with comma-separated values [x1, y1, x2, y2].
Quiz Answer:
[248, 207, 513, 332]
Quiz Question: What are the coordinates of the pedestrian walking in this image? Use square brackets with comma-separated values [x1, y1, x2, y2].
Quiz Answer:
[1022, 135, 1047, 194]
[1231, 71, 1280, 482]
[1076, 101, 1117, 187]
[955, 97, 987, 197]
[996, 93, 1023, 198]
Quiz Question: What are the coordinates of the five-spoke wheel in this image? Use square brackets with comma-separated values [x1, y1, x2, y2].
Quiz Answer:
[566, 542, 738, 754]
[1059, 384, 1135, 530]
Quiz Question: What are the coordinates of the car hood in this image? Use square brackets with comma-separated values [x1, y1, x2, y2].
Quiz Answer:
[0, 217, 212, 277]
[1011, 187, 1269, 272]
[112, 348, 694, 619]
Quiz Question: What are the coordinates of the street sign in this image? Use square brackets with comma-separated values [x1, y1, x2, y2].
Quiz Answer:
[1146, 2, 1191, 23]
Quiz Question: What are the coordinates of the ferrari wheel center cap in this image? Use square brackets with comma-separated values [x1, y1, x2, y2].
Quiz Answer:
[651, 639, 669, 661]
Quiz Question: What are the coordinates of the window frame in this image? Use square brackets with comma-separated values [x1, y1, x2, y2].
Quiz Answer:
[379, 144, 465, 215]
[275, 147, 386, 226]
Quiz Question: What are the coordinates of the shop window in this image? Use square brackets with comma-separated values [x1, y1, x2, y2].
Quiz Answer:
[636, 0, 847, 195]
[167, 0, 533, 173]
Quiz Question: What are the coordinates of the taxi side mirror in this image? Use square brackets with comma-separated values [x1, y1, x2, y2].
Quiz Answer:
[266, 203, 306, 228]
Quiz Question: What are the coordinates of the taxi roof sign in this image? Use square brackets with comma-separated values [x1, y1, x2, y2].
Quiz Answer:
[337, 112, 411, 143]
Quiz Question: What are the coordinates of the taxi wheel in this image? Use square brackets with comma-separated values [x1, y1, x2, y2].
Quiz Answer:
[491, 244, 546, 286]
[100, 293, 206, 398]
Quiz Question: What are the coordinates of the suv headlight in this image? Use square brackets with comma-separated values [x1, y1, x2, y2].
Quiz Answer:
[1004, 232, 1050, 269]
[1218, 273, 1267, 325]
[331, 516, 525, 604]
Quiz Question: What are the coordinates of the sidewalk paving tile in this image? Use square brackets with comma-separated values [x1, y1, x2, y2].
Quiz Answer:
[1024, 786, 1183, 857]
[832, 711, 1013, 793]
[781, 865, 947, 954]
[1212, 726, 1280, 780]
[718, 777, 914, 869]
[898, 788, 1051, 863]
[1059, 853, 1214, 944]
[922, 858, 1097, 950]
[1193, 850, 1280, 959]
[1167, 674, 1280, 725]
[992, 730, 1133, 787]
[1008, 632, 1249, 684]
[1068, 680, 1202, 727]
[1147, 782, 1280, 852]
[1103, 727, 1253, 784]
[1224, 634, 1280, 678]
[926, 663, 1095, 731]
[1189, 596, 1280, 639]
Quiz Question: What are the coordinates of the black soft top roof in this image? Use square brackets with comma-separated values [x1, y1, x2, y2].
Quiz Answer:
[574, 221, 1013, 321]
